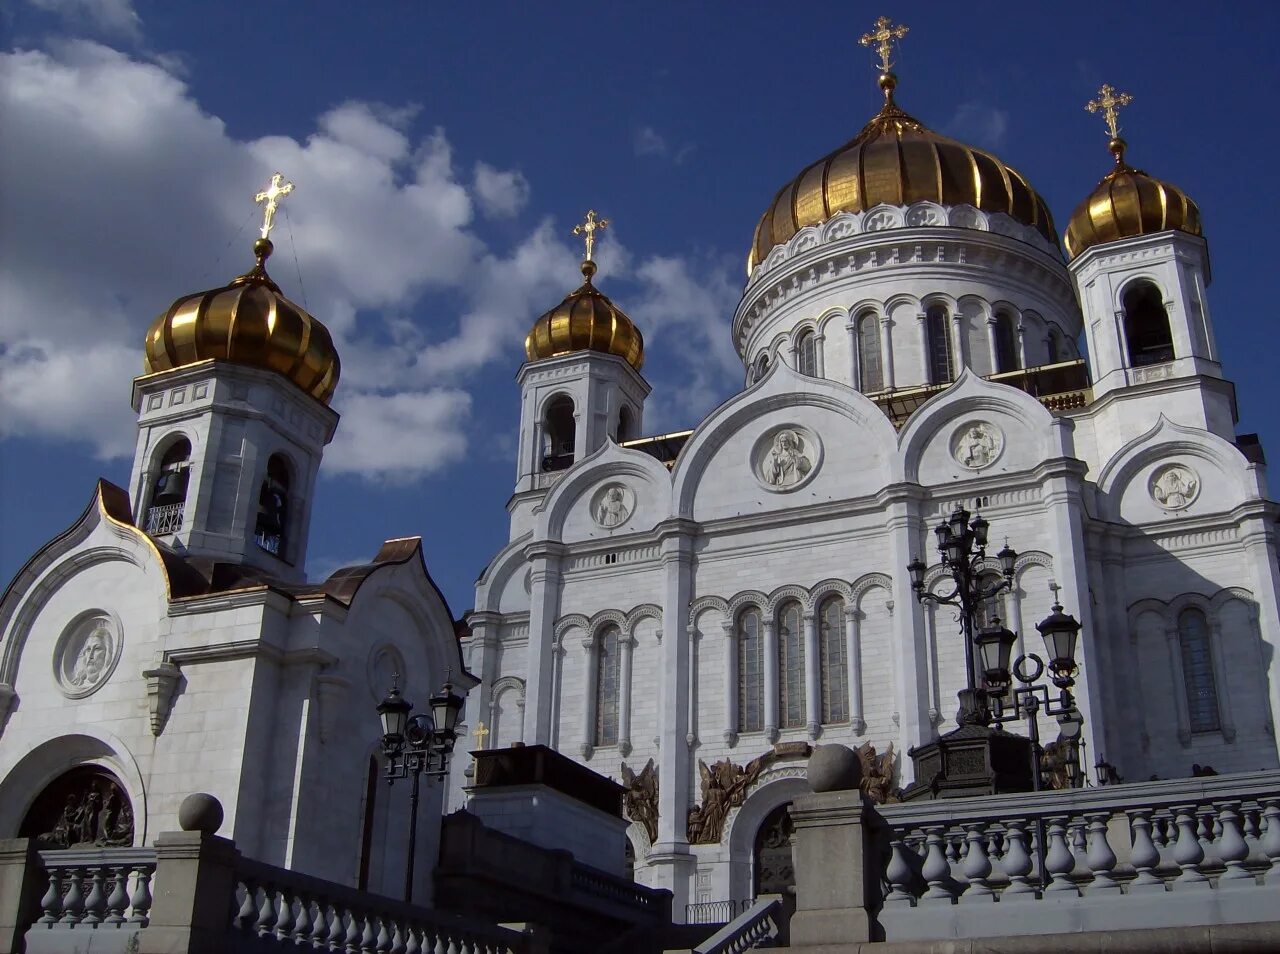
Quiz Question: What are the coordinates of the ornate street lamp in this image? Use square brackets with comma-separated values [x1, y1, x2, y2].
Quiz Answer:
[908, 504, 1017, 725]
[376, 673, 465, 903]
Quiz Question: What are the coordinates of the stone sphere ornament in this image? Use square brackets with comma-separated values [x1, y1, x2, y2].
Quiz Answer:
[808, 743, 863, 792]
[178, 792, 224, 834]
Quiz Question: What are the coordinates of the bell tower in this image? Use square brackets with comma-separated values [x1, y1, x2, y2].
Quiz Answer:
[127, 175, 340, 581]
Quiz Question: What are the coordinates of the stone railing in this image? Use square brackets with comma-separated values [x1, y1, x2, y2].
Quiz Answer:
[569, 861, 664, 916]
[691, 895, 785, 953]
[31, 846, 157, 930]
[874, 770, 1280, 941]
[231, 854, 529, 952]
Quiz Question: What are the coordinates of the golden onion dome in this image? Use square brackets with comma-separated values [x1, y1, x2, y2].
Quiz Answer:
[1064, 138, 1202, 260]
[524, 259, 644, 371]
[143, 238, 341, 404]
[748, 73, 1057, 273]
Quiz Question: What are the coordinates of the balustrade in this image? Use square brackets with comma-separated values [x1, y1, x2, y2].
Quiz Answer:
[34, 848, 156, 930]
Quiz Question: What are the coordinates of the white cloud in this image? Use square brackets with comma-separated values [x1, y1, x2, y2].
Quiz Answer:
[27, 0, 142, 41]
[945, 102, 1009, 150]
[635, 125, 668, 157]
[473, 162, 530, 218]
[325, 389, 472, 482]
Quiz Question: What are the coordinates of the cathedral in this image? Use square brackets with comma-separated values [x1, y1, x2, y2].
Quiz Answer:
[1, 16, 1279, 929]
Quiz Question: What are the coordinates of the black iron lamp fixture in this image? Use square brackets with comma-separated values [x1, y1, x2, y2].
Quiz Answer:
[908, 503, 1017, 725]
[1095, 759, 1123, 786]
[375, 673, 465, 903]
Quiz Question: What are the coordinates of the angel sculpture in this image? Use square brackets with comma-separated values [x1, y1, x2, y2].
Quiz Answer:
[856, 741, 899, 804]
[620, 759, 659, 844]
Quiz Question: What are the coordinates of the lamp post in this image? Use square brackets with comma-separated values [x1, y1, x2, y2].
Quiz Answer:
[907, 503, 1017, 725]
[376, 674, 465, 903]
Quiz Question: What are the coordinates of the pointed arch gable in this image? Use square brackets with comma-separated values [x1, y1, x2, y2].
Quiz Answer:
[535, 440, 674, 542]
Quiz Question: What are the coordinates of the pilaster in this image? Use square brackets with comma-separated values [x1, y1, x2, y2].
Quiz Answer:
[523, 544, 565, 745]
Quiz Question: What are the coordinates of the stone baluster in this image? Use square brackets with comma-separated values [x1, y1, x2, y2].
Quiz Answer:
[920, 826, 956, 904]
[884, 838, 917, 905]
[127, 864, 152, 927]
[234, 879, 258, 932]
[1242, 802, 1268, 869]
[1151, 810, 1178, 876]
[945, 829, 961, 869]
[1196, 807, 1220, 868]
[60, 867, 85, 925]
[1125, 809, 1164, 893]
[309, 898, 331, 947]
[81, 864, 107, 926]
[1261, 798, 1280, 885]
[404, 926, 422, 954]
[1216, 801, 1252, 887]
[277, 888, 300, 940]
[344, 906, 363, 951]
[1000, 820, 1035, 899]
[376, 915, 393, 952]
[293, 892, 313, 942]
[255, 885, 278, 936]
[104, 865, 129, 926]
[1044, 817, 1079, 895]
[38, 866, 62, 925]
[960, 823, 995, 902]
[1068, 817, 1091, 885]
[1083, 812, 1120, 895]
[419, 927, 440, 954]
[359, 911, 378, 952]
[1171, 805, 1210, 890]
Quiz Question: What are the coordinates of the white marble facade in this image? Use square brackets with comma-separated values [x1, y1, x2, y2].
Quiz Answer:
[450, 203, 1280, 914]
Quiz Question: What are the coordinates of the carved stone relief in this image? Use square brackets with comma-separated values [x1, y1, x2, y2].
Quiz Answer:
[951, 421, 1004, 470]
[754, 426, 821, 492]
[621, 758, 659, 844]
[1150, 464, 1199, 511]
[54, 614, 121, 699]
[856, 741, 898, 805]
[592, 483, 634, 529]
[687, 750, 776, 844]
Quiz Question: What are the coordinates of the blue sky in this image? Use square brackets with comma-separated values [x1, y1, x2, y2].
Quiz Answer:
[2, 1, 1278, 615]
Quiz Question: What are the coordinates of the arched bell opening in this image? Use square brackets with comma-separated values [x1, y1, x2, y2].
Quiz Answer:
[541, 394, 576, 472]
[254, 453, 291, 558]
[18, 765, 135, 850]
[617, 406, 635, 444]
[1122, 281, 1174, 367]
[145, 437, 191, 536]
[752, 802, 796, 898]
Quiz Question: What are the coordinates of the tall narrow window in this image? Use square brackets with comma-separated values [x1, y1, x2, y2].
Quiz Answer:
[254, 454, 290, 557]
[796, 331, 817, 377]
[753, 354, 771, 383]
[819, 597, 849, 725]
[777, 601, 805, 729]
[595, 624, 622, 746]
[1122, 282, 1174, 367]
[1046, 328, 1063, 364]
[737, 608, 764, 733]
[617, 406, 634, 443]
[994, 313, 1020, 373]
[542, 394, 575, 471]
[146, 438, 191, 535]
[926, 306, 953, 385]
[857, 313, 883, 393]
[1178, 608, 1220, 733]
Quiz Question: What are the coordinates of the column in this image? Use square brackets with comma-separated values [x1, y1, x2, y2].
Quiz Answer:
[950, 312, 967, 374]
[579, 635, 597, 759]
[686, 624, 700, 749]
[814, 332, 826, 378]
[803, 612, 821, 739]
[652, 521, 696, 914]
[845, 608, 866, 734]
[887, 493, 932, 775]
[917, 312, 930, 382]
[1016, 321, 1028, 368]
[619, 633, 636, 756]
[522, 544, 564, 745]
[722, 620, 738, 745]
[985, 316, 1000, 372]
[1165, 627, 1192, 746]
[451, 612, 500, 808]
[880, 316, 896, 390]
[846, 321, 860, 387]
[763, 619, 780, 742]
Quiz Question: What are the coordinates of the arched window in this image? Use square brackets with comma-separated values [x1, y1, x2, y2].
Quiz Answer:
[857, 313, 883, 393]
[145, 437, 191, 535]
[542, 394, 575, 471]
[753, 802, 796, 897]
[595, 624, 622, 746]
[795, 331, 817, 377]
[1122, 282, 1174, 367]
[1046, 327, 1063, 364]
[777, 600, 805, 729]
[818, 597, 848, 725]
[617, 406, 634, 443]
[254, 454, 290, 557]
[753, 353, 771, 383]
[993, 313, 1020, 374]
[1178, 608, 1220, 733]
[737, 608, 764, 733]
[19, 765, 134, 849]
[925, 305, 953, 384]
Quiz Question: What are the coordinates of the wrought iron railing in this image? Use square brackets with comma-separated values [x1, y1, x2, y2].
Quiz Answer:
[144, 502, 184, 535]
[686, 898, 751, 924]
[691, 896, 783, 953]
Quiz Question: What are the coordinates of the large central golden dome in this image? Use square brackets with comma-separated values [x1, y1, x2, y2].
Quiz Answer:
[749, 76, 1057, 272]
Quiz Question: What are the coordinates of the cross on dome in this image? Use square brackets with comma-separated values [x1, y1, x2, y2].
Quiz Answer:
[255, 172, 295, 240]
[859, 15, 908, 73]
[573, 209, 609, 264]
[1086, 84, 1133, 141]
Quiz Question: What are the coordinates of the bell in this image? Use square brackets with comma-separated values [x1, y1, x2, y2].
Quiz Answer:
[152, 468, 188, 506]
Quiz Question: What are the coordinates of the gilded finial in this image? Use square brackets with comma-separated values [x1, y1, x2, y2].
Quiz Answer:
[860, 15, 908, 103]
[572, 209, 609, 282]
[254, 172, 295, 241]
[1085, 84, 1134, 165]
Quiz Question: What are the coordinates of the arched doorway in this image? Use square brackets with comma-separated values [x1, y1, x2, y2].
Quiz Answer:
[753, 802, 795, 897]
[18, 765, 134, 849]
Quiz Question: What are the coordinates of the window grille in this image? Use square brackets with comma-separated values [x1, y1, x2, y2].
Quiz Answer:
[819, 597, 849, 724]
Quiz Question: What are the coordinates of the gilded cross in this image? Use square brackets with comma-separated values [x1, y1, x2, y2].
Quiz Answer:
[1085, 84, 1133, 140]
[1048, 580, 1062, 602]
[859, 15, 909, 72]
[572, 209, 609, 262]
[254, 172, 295, 240]
[472, 721, 490, 750]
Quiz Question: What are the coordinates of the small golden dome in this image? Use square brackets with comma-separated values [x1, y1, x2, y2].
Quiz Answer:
[1064, 140, 1202, 260]
[748, 75, 1057, 273]
[524, 260, 644, 371]
[143, 238, 341, 404]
